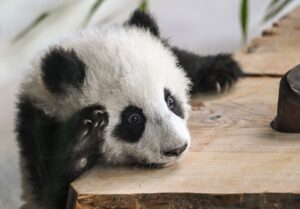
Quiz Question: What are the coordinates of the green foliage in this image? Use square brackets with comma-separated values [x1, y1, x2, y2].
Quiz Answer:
[16, 0, 294, 44]
[11, 0, 105, 43]
[12, 0, 150, 43]
[240, 0, 296, 41]
[82, 0, 104, 27]
[139, 0, 149, 12]
[240, 0, 248, 41]
[267, 0, 281, 9]
[12, 13, 49, 42]
[264, 0, 292, 21]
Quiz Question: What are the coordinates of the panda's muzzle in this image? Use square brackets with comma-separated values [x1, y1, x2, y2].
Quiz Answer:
[163, 143, 188, 157]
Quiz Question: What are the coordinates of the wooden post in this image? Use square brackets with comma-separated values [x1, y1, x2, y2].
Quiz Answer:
[271, 65, 300, 132]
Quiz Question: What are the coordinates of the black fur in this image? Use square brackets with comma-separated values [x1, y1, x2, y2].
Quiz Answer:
[127, 10, 243, 94]
[16, 96, 108, 209]
[113, 105, 146, 143]
[41, 47, 86, 94]
[126, 10, 160, 37]
[16, 10, 244, 209]
[164, 88, 184, 118]
[171, 47, 243, 94]
[163, 143, 187, 157]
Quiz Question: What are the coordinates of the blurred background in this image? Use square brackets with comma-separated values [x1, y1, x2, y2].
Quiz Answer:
[1, 0, 300, 208]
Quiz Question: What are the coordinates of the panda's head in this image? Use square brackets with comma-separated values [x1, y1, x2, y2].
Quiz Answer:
[24, 11, 191, 167]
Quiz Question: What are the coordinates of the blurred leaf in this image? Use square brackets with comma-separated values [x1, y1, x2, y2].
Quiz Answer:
[12, 13, 49, 43]
[264, 0, 292, 21]
[267, 0, 280, 9]
[139, 0, 148, 12]
[82, 0, 104, 27]
[10, 1, 76, 43]
[240, 0, 248, 41]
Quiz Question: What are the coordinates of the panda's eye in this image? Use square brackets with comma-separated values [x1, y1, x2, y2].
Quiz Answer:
[128, 113, 142, 125]
[164, 88, 184, 118]
[167, 95, 175, 109]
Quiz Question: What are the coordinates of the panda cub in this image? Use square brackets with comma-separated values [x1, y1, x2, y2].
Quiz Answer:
[16, 10, 242, 209]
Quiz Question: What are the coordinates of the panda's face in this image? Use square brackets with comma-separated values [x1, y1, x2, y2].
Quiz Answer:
[102, 84, 190, 167]
[24, 14, 191, 167]
[87, 27, 192, 166]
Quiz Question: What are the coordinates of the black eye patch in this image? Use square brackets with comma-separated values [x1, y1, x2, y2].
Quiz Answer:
[113, 105, 146, 143]
[164, 88, 184, 119]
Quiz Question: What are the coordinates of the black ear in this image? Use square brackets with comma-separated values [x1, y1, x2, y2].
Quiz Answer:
[126, 10, 160, 37]
[41, 47, 86, 94]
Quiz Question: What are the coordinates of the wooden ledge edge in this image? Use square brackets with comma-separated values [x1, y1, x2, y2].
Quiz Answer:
[66, 188, 300, 209]
[66, 185, 78, 209]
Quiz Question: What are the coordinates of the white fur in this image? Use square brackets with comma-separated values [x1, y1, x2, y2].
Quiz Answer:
[21, 24, 191, 166]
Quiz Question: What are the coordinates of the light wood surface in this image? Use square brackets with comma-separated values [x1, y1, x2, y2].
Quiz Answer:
[68, 78, 300, 209]
[67, 7, 300, 209]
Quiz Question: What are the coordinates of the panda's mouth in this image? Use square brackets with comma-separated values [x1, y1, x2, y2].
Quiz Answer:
[142, 155, 186, 168]
[125, 155, 179, 169]
[137, 161, 175, 169]
[162, 143, 188, 157]
[143, 163, 169, 169]
[121, 144, 189, 169]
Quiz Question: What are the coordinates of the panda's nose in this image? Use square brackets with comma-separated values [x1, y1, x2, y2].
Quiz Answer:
[163, 143, 188, 157]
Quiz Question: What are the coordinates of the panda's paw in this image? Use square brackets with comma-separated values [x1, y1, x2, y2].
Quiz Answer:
[77, 105, 108, 141]
[63, 105, 108, 180]
[198, 54, 243, 93]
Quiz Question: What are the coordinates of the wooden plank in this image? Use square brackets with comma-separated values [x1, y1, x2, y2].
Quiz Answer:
[235, 6, 300, 75]
[68, 6, 300, 208]
[68, 77, 300, 208]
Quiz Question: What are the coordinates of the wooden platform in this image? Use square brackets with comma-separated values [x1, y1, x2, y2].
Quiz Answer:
[67, 7, 300, 209]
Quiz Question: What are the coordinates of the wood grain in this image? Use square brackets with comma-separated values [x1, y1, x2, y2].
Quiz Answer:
[67, 6, 300, 209]
[71, 193, 300, 209]
[67, 78, 300, 209]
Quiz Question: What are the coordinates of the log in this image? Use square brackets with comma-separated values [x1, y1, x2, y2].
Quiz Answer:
[67, 6, 300, 209]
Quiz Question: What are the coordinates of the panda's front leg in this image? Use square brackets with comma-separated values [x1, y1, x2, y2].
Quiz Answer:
[47, 105, 108, 208]
[65, 105, 108, 179]
[171, 47, 243, 94]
